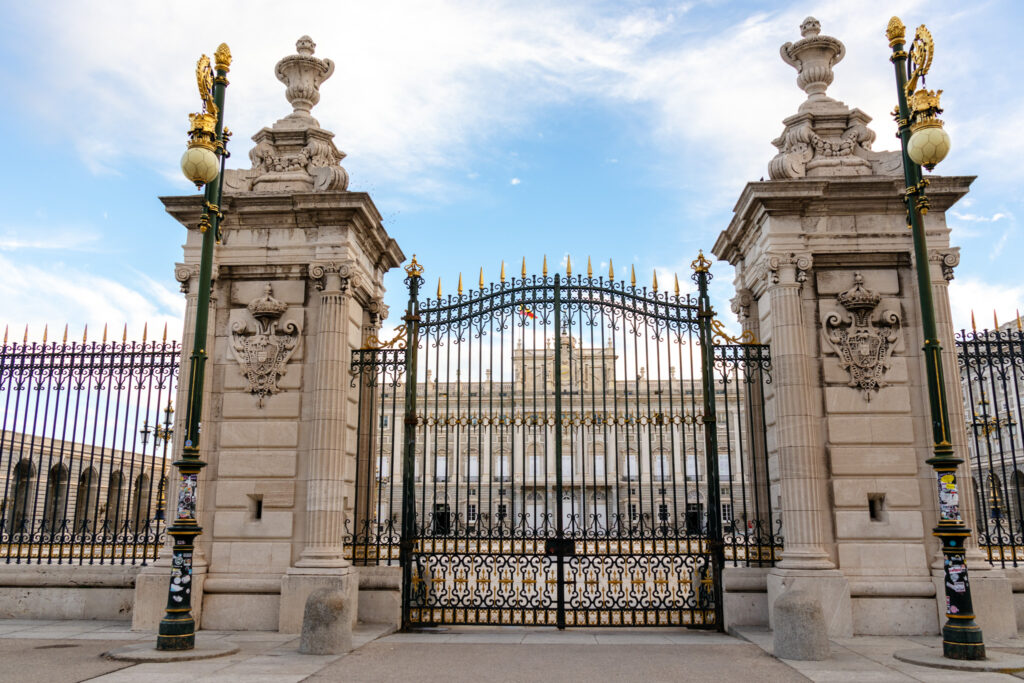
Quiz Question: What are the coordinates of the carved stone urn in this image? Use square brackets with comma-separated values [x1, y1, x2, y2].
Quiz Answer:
[780, 17, 846, 106]
[276, 35, 335, 120]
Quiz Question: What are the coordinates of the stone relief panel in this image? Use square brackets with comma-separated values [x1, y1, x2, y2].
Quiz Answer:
[230, 283, 302, 406]
[821, 272, 902, 399]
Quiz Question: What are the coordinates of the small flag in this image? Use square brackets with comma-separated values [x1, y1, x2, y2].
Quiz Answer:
[518, 305, 535, 319]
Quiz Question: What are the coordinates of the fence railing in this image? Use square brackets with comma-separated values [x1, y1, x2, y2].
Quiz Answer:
[0, 332, 179, 564]
[957, 325, 1024, 566]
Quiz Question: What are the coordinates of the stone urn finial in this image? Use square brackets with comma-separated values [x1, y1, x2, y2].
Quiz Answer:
[275, 36, 336, 119]
[780, 17, 845, 103]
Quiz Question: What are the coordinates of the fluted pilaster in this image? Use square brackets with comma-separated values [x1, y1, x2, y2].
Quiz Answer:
[296, 262, 352, 567]
[767, 253, 834, 569]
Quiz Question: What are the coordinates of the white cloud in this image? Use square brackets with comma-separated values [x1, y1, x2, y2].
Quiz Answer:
[0, 228, 100, 252]
[950, 211, 1009, 223]
[949, 278, 1024, 332]
[509, 177, 522, 185]
[0, 255, 184, 341]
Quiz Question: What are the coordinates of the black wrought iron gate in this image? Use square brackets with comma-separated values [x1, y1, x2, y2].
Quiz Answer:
[375, 254, 730, 630]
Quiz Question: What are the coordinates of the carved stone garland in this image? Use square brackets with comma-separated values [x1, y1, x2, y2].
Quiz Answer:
[822, 273, 901, 399]
[230, 283, 301, 406]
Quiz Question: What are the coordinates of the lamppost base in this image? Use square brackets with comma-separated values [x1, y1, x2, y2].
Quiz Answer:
[157, 614, 196, 651]
[941, 621, 985, 660]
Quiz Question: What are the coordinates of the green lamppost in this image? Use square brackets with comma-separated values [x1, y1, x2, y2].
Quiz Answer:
[156, 43, 231, 651]
[887, 17, 984, 660]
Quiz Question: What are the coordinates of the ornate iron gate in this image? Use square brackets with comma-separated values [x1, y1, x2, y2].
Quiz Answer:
[386, 253, 730, 629]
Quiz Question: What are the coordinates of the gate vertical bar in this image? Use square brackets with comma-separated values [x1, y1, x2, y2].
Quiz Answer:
[552, 272, 565, 629]
[400, 257, 424, 630]
[694, 252, 725, 630]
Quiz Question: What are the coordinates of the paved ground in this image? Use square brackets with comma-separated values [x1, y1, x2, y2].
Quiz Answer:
[1, 619, 1024, 682]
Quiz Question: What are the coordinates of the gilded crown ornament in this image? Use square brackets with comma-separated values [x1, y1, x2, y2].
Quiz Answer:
[247, 283, 289, 322]
[181, 52, 225, 187]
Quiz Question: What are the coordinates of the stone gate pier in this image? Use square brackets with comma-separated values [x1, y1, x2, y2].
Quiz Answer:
[132, 37, 403, 632]
[713, 18, 1015, 637]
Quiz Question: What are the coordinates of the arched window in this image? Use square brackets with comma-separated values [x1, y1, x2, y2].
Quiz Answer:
[43, 464, 69, 534]
[130, 473, 151, 534]
[105, 471, 124, 531]
[74, 467, 100, 534]
[7, 460, 35, 535]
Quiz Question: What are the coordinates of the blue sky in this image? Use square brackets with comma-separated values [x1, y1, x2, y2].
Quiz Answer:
[0, 0, 1021, 342]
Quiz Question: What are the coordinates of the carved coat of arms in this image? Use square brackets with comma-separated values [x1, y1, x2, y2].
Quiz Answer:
[231, 284, 300, 406]
[822, 273, 901, 399]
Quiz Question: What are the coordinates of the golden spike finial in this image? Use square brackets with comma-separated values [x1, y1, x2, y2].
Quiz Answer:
[103, 323, 108, 343]
[63, 323, 68, 344]
[23, 325, 28, 344]
[587, 256, 593, 278]
[479, 267, 484, 289]
[652, 270, 658, 293]
[83, 324, 88, 343]
[609, 259, 614, 280]
[543, 255, 548, 277]
[3, 325, 7, 345]
[142, 322, 148, 342]
[122, 323, 127, 343]
[500, 261, 506, 283]
[674, 273, 680, 297]
[887, 16, 906, 47]
[43, 325, 48, 344]
[214, 43, 232, 72]
[1017, 309, 1022, 332]
[630, 264, 636, 288]
[994, 310, 1000, 330]
[437, 277, 442, 298]
[521, 257, 527, 279]
[971, 310, 977, 332]
[566, 255, 572, 276]
[457, 272, 463, 296]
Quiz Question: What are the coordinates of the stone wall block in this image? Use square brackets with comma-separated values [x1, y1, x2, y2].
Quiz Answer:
[827, 416, 914, 445]
[830, 447, 919, 476]
[220, 421, 299, 448]
[824, 386, 910, 414]
[835, 510, 924, 540]
[213, 510, 294, 538]
[832, 478, 921, 508]
[218, 450, 297, 478]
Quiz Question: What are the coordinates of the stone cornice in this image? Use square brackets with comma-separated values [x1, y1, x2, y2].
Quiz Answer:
[713, 175, 974, 266]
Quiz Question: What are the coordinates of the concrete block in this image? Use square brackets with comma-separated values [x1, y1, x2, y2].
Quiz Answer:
[817, 269, 899, 295]
[767, 568, 852, 637]
[279, 567, 358, 634]
[832, 478, 921, 508]
[835, 510, 924, 540]
[299, 587, 353, 654]
[830, 447, 919, 476]
[772, 589, 830, 660]
[358, 589, 401, 627]
[132, 565, 206, 631]
[837, 543, 929, 574]
[201, 593, 279, 631]
[222, 391, 301, 418]
[218, 450, 297, 477]
[827, 416, 914, 445]
[213, 510, 294, 538]
[215, 480, 296, 508]
[231, 279, 306, 306]
[851, 596, 938, 635]
[220, 421, 299, 448]
[824, 386, 911, 414]
[0, 586, 134, 621]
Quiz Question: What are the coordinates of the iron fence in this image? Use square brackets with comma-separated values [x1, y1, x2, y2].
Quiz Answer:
[0, 331, 179, 564]
[958, 324, 1024, 565]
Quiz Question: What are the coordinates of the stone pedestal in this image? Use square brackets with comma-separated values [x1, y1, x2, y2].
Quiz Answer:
[280, 566, 358, 634]
[132, 563, 206, 631]
[714, 17, 1014, 637]
[133, 37, 403, 633]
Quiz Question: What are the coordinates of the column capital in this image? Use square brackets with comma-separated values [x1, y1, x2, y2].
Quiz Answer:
[928, 247, 960, 282]
[308, 261, 352, 293]
[731, 288, 754, 321]
[760, 251, 812, 287]
[175, 262, 219, 294]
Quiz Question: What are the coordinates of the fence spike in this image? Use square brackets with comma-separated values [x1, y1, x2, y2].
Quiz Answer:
[43, 324, 48, 344]
[142, 322, 148, 342]
[971, 310, 977, 332]
[674, 273, 680, 297]
[543, 255, 548, 277]
[23, 325, 28, 343]
[122, 323, 128, 343]
[587, 256, 593, 278]
[566, 255, 572, 277]
[437, 277, 442, 298]
[1018, 309, 1022, 332]
[3, 325, 7, 345]
[500, 261, 506, 283]
[521, 257, 527, 278]
[83, 324, 88, 343]
[63, 323, 68, 343]
[994, 310, 999, 330]
[103, 323, 108, 343]
[162, 322, 168, 343]
[630, 265, 636, 288]
[652, 270, 658, 292]
[609, 259, 614, 280]
[479, 267, 484, 289]
[458, 272, 463, 296]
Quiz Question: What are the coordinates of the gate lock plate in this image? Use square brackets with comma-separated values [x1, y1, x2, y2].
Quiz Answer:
[544, 538, 576, 557]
